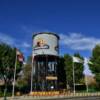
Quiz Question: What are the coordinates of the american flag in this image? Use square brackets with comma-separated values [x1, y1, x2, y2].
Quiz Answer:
[16, 49, 24, 62]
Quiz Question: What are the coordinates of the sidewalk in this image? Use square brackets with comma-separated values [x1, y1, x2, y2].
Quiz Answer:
[0, 92, 100, 100]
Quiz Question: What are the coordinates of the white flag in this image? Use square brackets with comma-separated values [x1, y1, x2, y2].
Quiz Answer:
[88, 60, 93, 65]
[84, 58, 93, 65]
[72, 56, 83, 63]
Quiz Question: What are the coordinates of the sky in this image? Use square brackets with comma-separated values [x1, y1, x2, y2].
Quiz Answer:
[0, 0, 100, 61]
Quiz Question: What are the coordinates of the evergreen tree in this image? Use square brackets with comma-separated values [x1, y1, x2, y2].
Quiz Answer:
[64, 54, 73, 88]
[73, 53, 84, 84]
[89, 44, 100, 89]
[0, 43, 23, 92]
[58, 56, 66, 89]
[64, 53, 84, 89]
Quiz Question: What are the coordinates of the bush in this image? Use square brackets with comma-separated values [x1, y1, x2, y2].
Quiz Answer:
[0, 91, 12, 97]
[0, 91, 4, 97]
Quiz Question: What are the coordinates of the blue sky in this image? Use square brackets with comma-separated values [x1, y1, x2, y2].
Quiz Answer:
[0, 0, 100, 60]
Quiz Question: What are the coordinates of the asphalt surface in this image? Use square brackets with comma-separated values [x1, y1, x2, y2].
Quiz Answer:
[44, 96, 100, 100]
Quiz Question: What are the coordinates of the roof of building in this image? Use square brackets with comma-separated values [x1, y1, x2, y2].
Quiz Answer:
[32, 32, 60, 40]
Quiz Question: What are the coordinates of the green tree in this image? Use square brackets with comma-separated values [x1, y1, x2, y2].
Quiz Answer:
[0, 43, 23, 93]
[64, 53, 84, 89]
[17, 56, 32, 92]
[64, 54, 73, 88]
[0, 43, 15, 84]
[73, 53, 84, 84]
[58, 56, 66, 89]
[89, 44, 100, 89]
[22, 56, 32, 85]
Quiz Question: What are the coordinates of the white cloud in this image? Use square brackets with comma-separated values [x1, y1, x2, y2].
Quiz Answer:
[60, 33, 100, 50]
[0, 32, 15, 45]
[0, 32, 30, 49]
[22, 42, 31, 48]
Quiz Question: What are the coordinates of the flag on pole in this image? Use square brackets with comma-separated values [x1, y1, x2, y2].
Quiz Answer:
[72, 56, 83, 63]
[88, 60, 93, 65]
[84, 57, 93, 65]
[18, 55, 24, 62]
[12, 48, 24, 98]
[16, 49, 24, 62]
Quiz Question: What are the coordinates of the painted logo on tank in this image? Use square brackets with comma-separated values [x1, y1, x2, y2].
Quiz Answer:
[34, 38, 49, 50]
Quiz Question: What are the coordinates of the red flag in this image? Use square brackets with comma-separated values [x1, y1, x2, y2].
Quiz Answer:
[16, 49, 24, 62]
[18, 55, 24, 62]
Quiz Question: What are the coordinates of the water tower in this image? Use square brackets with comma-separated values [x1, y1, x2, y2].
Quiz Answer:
[32, 32, 60, 91]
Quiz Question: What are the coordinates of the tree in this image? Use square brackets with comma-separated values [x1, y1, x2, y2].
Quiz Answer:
[17, 56, 32, 93]
[0, 43, 15, 84]
[64, 54, 73, 88]
[0, 43, 23, 93]
[64, 53, 84, 90]
[73, 53, 84, 84]
[58, 56, 66, 89]
[89, 44, 100, 89]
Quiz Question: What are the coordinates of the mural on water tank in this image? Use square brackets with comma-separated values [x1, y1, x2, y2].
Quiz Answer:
[34, 38, 49, 50]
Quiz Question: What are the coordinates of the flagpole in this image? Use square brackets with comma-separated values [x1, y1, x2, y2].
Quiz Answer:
[12, 50, 17, 98]
[72, 61, 75, 94]
[30, 56, 33, 92]
[85, 76, 89, 93]
[84, 58, 90, 93]
[72, 56, 84, 94]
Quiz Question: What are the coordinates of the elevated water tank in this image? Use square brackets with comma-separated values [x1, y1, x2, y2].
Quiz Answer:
[32, 32, 60, 56]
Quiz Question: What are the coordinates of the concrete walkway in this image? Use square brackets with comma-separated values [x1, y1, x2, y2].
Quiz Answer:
[0, 92, 100, 100]
[0, 96, 100, 100]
